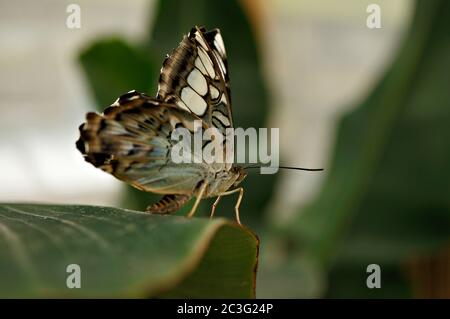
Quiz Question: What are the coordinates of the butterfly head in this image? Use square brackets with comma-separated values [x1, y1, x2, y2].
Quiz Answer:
[231, 166, 247, 187]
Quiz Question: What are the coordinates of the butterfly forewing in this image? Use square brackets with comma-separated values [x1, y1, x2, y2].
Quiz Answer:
[157, 26, 234, 135]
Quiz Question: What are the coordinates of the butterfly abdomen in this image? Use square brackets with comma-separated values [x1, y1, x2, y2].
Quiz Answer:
[146, 194, 192, 214]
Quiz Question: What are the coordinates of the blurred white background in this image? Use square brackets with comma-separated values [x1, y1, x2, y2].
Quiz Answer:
[0, 0, 411, 216]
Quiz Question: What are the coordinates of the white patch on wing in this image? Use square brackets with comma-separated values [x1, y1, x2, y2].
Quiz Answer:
[176, 99, 190, 112]
[209, 85, 219, 99]
[197, 46, 215, 78]
[212, 111, 230, 127]
[128, 95, 139, 101]
[111, 98, 120, 106]
[195, 31, 209, 50]
[212, 50, 226, 76]
[187, 68, 208, 96]
[214, 34, 226, 57]
[195, 57, 208, 75]
[181, 87, 207, 116]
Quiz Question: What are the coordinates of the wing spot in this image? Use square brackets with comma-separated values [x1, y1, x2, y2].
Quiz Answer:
[213, 50, 226, 76]
[195, 57, 208, 76]
[209, 85, 220, 99]
[176, 98, 191, 112]
[212, 111, 231, 127]
[194, 31, 209, 50]
[197, 46, 215, 78]
[181, 87, 207, 116]
[214, 34, 226, 56]
[187, 68, 208, 96]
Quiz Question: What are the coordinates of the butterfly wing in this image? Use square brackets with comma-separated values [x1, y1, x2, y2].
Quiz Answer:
[157, 26, 233, 135]
[76, 27, 236, 198]
[76, 90, 208, 195]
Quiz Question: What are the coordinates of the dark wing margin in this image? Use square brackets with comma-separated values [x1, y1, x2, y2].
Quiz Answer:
[157, 26, 234, 134]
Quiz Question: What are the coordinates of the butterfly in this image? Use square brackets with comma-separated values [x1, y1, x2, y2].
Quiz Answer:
[76, 26, 248, 225]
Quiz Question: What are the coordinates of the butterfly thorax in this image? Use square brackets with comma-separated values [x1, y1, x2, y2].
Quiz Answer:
[199, 166, 246, 198]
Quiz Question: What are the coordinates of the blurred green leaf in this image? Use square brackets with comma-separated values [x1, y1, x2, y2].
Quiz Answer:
[0, 204, 258, 298]
[326, 264, 411, 298]
[255, 233, 324, 298]
[79, 38, 157, 107]
[293, 0, 450, 264]
[289, 0, 450, 297]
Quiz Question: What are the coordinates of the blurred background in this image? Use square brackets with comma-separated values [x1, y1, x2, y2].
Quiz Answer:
[1, 0, 449, 298]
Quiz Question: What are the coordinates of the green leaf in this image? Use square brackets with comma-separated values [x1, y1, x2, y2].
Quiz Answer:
[256, 234, 325, 298]
[0, 204, 258, 298]
[79, 38, 157, 108]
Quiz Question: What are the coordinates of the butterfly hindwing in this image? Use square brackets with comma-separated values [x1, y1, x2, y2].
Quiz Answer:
[76, 90, 208, 195]
[157, 26, 233, 135]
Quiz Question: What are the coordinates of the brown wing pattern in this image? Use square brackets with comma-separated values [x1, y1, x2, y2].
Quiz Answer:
[76, 90, 208, 195]
[157, 26, 233, 135]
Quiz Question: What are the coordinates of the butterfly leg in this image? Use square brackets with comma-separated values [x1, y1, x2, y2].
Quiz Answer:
[233, 188, 244, 226]
[210, 196, 222, 220]
[212, 187, 244, 226]
[186, 182, 207, 218]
